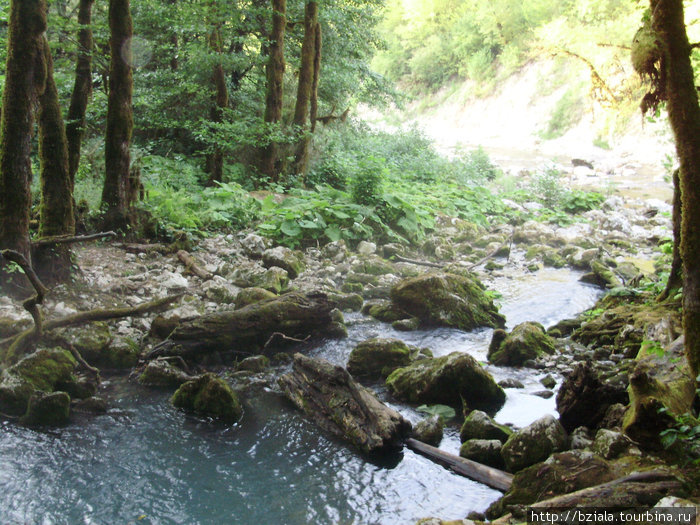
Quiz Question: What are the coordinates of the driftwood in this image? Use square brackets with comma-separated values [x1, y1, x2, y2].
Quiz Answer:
[31, 231, 117, 247]
[176, 250, 213, 280]
[406, 437, 513, 492]
[529, 470, 682, 509]
[147, 291, 340, 361]
[393, 255, 444, 268]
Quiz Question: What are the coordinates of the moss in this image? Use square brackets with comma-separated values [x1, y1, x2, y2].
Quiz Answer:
[488, 322, 556, 366]
[460, 409, 512, 443]
[347, 338, 413, 378]
[11, 348, 77, 392]
[327, 292, 363, 312]
[354, 258, 394, 276]
[235, 287, 277, 309]
[20, 391, 71, 426]
[341, 282, 363, 293]
[364, 301, 408, 323]
[171, 373, 242, 423]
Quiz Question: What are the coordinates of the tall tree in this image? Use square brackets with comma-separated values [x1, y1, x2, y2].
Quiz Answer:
[66, 0, 95, 184]
[35, 35, 75, 283]
[290, 1, 319, 177]
[259, 0, 286, 182]
[101, 0, 135, 231]
[205, 20, 229, 186]
[0, 0, 48, 291]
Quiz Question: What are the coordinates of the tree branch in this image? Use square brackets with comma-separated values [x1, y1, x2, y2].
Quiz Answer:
[31, 231, 117, 247]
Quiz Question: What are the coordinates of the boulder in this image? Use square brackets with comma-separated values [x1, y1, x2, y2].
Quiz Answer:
[622, 336, 696, 448]
[363, 301, 409, 323]
[237, 355, 270, 373]
[138, 358, 194, 387]
[460, 409, 512, 443]
[235, 287, 276, 310]
[279, 354, 411, 454]
[459, 439, 505, 469]
[347, 338, 414, 379]
[487, 322, 556, 366]
[326, 292, 363, 312]
[501, 415, 568, 472]
[201, 276, 238, 304]
[556, 362, 629, 433]
[386, 352, 506, 413]
[392, 317, 420, 331]
[357, 241, 377, 256]
[254, 266, 289, 294]
[21, 391, 71, 426]
[241, 233, 267, 258]
[390, 272, 505, 331]
[171, 373, 242, 423]
[570, 427, 593, 450]
[592, 429, 634, 459]
[262, 246, 305, 279]
[352, 257, 394, 276]
[412, 415, 444, 446]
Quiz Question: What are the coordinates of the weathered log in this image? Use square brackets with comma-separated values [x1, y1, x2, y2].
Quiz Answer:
[530, 470, 683, 509]
[176, 250, 213, 280]
[279, 353, 411, 454]
[147, 291, 341, 360]
[31, 231, 117, 247]
[406, 437, 513, 492]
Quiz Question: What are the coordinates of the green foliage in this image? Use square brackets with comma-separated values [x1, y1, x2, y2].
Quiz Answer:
[461, 146, 501, 182]
[561, 190, 605, 213]
[417, 404, 456, 420]
[351, 156, 385, 206]
[529, 166, 567, 208]
[539, 87, 586, 139]
[658, 377, 700, 464]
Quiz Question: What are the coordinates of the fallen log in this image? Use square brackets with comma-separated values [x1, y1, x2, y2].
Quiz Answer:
[147, 291, 342, 361]
[31, 231, 117, 247]
[406, 437, 513, 492]
[529, 470, 683, 509]
[176, 250, 213, 280]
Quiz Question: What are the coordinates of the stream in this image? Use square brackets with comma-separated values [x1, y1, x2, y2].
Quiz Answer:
[0, 267, 602, 525]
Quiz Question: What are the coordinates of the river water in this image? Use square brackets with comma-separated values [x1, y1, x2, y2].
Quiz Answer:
[0, 268, 601, 525]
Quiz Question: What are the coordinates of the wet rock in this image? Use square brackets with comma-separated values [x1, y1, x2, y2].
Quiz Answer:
[262, 247, 305, 279]
[412, 415, 444, 446]
[390, 272, 505, 331]
[498, 378, 525, 389]
[363, 301, 409, 323]
[592, 429, 634, 459]
[255, 267, 289, 294]
[201, 276, 238, 304]
[488, 322, 556, 367]
[347, 338, 414, 379]
[352, 257, 394, 276]
[580, 259, 622, 288]
[570, 426, 593, 449]
[532, 390, 554, 399]
[556, 362, 629, 433]
[386, 352, 506, 413]
[357, 241, 377, 256]
[459, 439, 505, 469]
[237, 355, 270, 373]
[540, 375, 556, 389]
[171, 373, 242, 423]
[326, 292, 363, 312]
[460, 410, 512, 443]
[138, 358, 193, 387]
[235, 287, 276, 309]
[392, 317, 420, 331]
[241, 233, 267, 258]
[21, 391, 71, 426]
[501, 415, 568, 472]
[72, 396, 108, 414]
[279, 354, 411, 454]
[622, 336, 696, 448]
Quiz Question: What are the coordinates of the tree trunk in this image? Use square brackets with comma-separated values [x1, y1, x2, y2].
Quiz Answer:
[309, 22, 322, 133]
[0, 0, 48, 294]
[36, 36, 75, 284]
[101, 0, 134, 232]
[290, 1, 318, 177]
[258, 0, 286, 183]
[205, 27, 228, 186]
[66, 0, 95, 184]
[658, 168, 682, 301]
[651, 0, 700, 378]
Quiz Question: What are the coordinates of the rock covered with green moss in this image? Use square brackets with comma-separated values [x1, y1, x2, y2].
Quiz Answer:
[460, 410, 512, 443]
[235, 287, 276, 310]
[500, 415, 568, 472]
[459, 439, 505, 469]
[412, 415, 444, 446]
[171, 373, 242, 423]
[390, 272, 505, 331]
[386, 352, 506, 413]
[139, 358, 194, 387]
[347, 337, 427, 379]
[487, 322, 556, 366]
[262, 246, 305, 279]
[278, 353, 411, 454]
[21, 391, 71, 426]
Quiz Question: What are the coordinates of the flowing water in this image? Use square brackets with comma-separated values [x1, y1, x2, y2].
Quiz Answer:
[0, 268, 602, 525]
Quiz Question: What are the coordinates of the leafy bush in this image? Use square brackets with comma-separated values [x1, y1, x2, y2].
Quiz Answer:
[561, 190, 604, 213]
[305, 154, 348, 190]
[529, 166, 567, 208]
[351, 156, 385, 206]
[461, 146, 501, 182]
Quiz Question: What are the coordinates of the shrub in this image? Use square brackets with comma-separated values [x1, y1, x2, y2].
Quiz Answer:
[351, 156, 385, 206]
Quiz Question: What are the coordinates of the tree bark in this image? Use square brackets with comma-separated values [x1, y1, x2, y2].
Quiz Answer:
[66, 0, 95, 184]
[36, 36, 75, 284]
[651, 0, 700, 378]
[205, 26, 228, 186]
[0, 0, 48, 294]
[101, 0, 135, 232]
[309, 21, 322, 133]
[659, 168, 682, 301]
[290, 1, 318, 177]
[258, 0, 286, 183]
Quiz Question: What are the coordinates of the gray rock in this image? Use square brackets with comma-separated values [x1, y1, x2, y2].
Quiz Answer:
[570, 426, 593, 450]
[412, 415, 444, 446]
[592, 429, 633, 459]
[241, 233, 267, 258]
[460, 410, 512, 443]
[357, 241, 377, 256]
[459, 439, 505, 469]
[501, 415, 568, 472]
[262, 247, 305, 279]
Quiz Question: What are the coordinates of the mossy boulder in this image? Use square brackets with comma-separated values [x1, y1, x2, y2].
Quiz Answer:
[500, 415, 568, 472]
[460, 409, 512, 443]
[262, 246, 305, 279]
[149, 315, 181, 340]
[352, 257, 394, 276]
[386, 352, 506, 413]
[459, 439, 505, 469]
[487, 322, 556, 367]
[592, 429, 634, 459]
[412, 415, 444, 446]
[347, 338, 414, 379]
[327, 292, 363, 312]
[235, 287, 277, 310]
[622, 336, 696, 448]
[237, 355, 270, 373]
[171, 373, 242, 423]
[21, 391, 71, 426]
[254, 267, 289, 294]
[392, 317, 420, 331]
[390, 272, 505, 331]
[362, 301, 410, 324]
[139, 358, 194, 388]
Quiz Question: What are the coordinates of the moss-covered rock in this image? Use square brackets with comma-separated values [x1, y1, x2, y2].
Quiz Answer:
[390, 272, 505, 331]
[20, 391, 71, 426]
[592, 429, 634, 459]
[235, 287, 277, 309]
[392, 317, 420, 331]
[149, 315, 181, 340]
[262, 246, 305, 279]
[237, 355, 270, 373]
[363, 301, 409, 323]
[353, 257, 395, 276]
[500, 415, 568, 472]
[138, 358, 193, 388]
[386, 352, 506, 413]
[487, 322, 556, 367]
[171, 373, 242, 423]
[347, 338, 414, 379]
[412, 415, 444, 446]
[327, 292, 363, 312]
[459, 439, 505, 469]
[254, 267, 289, 294]
[622, 336, 696, 448]
[460, 409, 512, 443]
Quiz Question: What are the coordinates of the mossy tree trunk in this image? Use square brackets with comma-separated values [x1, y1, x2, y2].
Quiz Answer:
[101, 0, 135, 232]
[309, 22, 322, 134]
[205, 25, 228, 186]
[66, 0, 95, 184]
[0, 0, 48, 293]
[35, 36, 75, 284]
[258, 0, 286, 183]
[290, 1, 318, 178]
[659, 168, 682, 301]
[651, 0, 700, 378]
